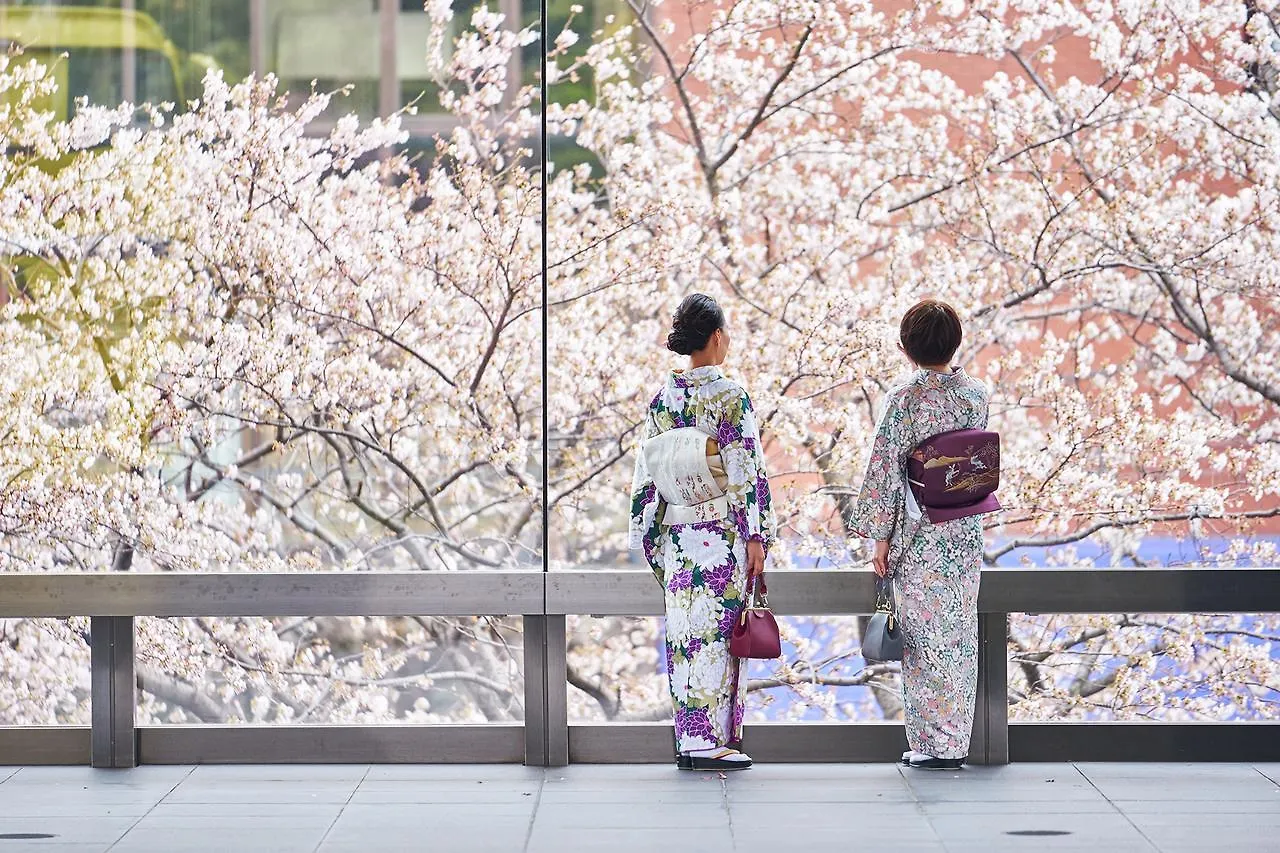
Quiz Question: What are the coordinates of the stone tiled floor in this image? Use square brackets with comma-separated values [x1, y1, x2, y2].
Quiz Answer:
[0, 763, 1276, 852]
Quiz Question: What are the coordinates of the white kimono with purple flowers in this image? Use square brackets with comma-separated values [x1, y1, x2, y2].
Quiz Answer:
[629, 365, 777, 752]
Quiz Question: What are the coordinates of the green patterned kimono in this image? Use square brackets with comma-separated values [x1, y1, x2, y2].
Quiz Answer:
[850, 366, 989, 760]
[629, 365, 777, 752]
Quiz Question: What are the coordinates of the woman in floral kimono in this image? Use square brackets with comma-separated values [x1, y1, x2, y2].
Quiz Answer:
[629, 293, 777, 772]
[850, 299, 990, 771]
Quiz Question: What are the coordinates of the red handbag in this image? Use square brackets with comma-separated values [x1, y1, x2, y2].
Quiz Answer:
[728, 575, 781, 659]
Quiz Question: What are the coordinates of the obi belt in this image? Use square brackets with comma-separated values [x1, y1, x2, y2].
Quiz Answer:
[643, 427, 731, 526]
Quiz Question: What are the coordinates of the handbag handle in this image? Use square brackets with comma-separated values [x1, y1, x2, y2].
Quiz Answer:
[745, 573, 769, 608]
[873, 575, 897, 626]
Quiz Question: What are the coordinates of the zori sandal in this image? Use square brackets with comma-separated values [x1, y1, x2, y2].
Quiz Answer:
[681, 747, 753, 771]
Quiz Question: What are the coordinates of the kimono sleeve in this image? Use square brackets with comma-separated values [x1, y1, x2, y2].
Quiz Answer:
[849, 390, 910, 541]
[718, 388, 778, 551]
[628, 407, 667, 582]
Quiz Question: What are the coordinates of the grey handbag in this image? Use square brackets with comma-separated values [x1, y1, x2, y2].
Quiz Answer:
[861, 576, 904, 662]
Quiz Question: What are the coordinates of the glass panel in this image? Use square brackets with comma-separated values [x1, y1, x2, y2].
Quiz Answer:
[568, 616, 668, 723]
[138, 616, 524, 724]
[0, 2, 542, 574]
[0, 618, 90, 726]
[567, 615, 899, 723]
[748, 615, 901, 722]
[265, 0, 380, 119]
[1009, 612, 1280, 721]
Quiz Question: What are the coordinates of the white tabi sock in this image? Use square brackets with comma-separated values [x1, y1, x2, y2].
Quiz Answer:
[684, 746, 751, 762]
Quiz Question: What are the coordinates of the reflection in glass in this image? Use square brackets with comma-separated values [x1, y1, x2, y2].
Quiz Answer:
[265, 0, 379, 119]
[0, 0, 250, 115]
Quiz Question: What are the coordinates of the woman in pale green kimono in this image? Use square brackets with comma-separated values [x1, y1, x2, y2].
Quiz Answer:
[850, 300, 990, 771]
[629, 293, 777, 772]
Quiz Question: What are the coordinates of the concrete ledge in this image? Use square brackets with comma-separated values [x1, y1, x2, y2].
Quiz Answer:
[0, 727, 90, 765]
[137, 724, 526, 764]
[1009, 721, 1280, 762]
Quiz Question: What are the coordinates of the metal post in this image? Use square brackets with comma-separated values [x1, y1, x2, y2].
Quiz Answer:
[90, 616, 136, 768]
[522, 615, 547, 765]
[522, 614, 568, 767]
[545, 615, 568, 766]
[970, 611, 1009, 765]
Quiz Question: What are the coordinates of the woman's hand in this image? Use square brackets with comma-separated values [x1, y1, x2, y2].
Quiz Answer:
[871, 539, 890, 578]
[746, 539, 766, 578]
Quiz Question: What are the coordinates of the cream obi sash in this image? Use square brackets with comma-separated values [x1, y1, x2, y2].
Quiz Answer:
[642, 427, 731, 526]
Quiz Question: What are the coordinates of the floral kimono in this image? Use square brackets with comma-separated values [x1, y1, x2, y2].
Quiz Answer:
[629, 365, 777, 753]
[850, 366, 990, 760]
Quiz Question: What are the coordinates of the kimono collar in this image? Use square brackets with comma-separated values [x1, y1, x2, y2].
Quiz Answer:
[914, 365, 966, 389]
[671, 365, 724, 388]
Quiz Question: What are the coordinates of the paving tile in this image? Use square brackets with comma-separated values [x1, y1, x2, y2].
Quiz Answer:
[143, 802, 344, 819]
[943, 844, 1157, 853]
[533, 800, 728, 829]
[362, 764, 544, 783]
[162, 779, 359, 805]
[527, 826, 733, 853]
[1136, 825, 1280, 849]
[1156, 845, 1277, 853]
[926, 812, 1152, 846]
[1074, 762, 1263, 780]
[732, 828, 943, 853]
[726, 780, 916, 803]
[5, 767, 192, 790]
[1115, 798, 1280, 815]
[350, 779, 541, 804]
[903, 770, 1105, 804]
[918, 798, 1117, 815]
[726, 800, 924, 825]
[538, 785, 723, 804]
[542, 773, 726, 797]
[735, 821, 939, 844]
[111, 826, 325, 853]
[1124, 810, 1280, 830]
[1088, 776, 1280, 802]
[183, 764, 369, 783]
[0, 817, 137, 845]
[320, 844, 525, 853]
[322, 803, 531, 846]
[0, 840, 111, 845]
[1252, 764, 1280, 787]
[0, 791, 158, 818]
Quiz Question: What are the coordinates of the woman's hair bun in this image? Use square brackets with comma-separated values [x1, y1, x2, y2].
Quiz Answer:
[666, 293, 725, 355]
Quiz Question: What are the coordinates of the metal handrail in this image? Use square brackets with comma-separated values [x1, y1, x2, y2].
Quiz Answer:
[0, 567, 1276, 768]
[3, 566, 1276, 617]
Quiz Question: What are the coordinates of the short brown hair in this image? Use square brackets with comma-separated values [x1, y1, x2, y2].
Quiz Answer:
[900, 299, 962, 366]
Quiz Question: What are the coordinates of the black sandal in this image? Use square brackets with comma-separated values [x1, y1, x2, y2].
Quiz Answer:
[682, 748, 753, 771]
[907, 755, 964, 771]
